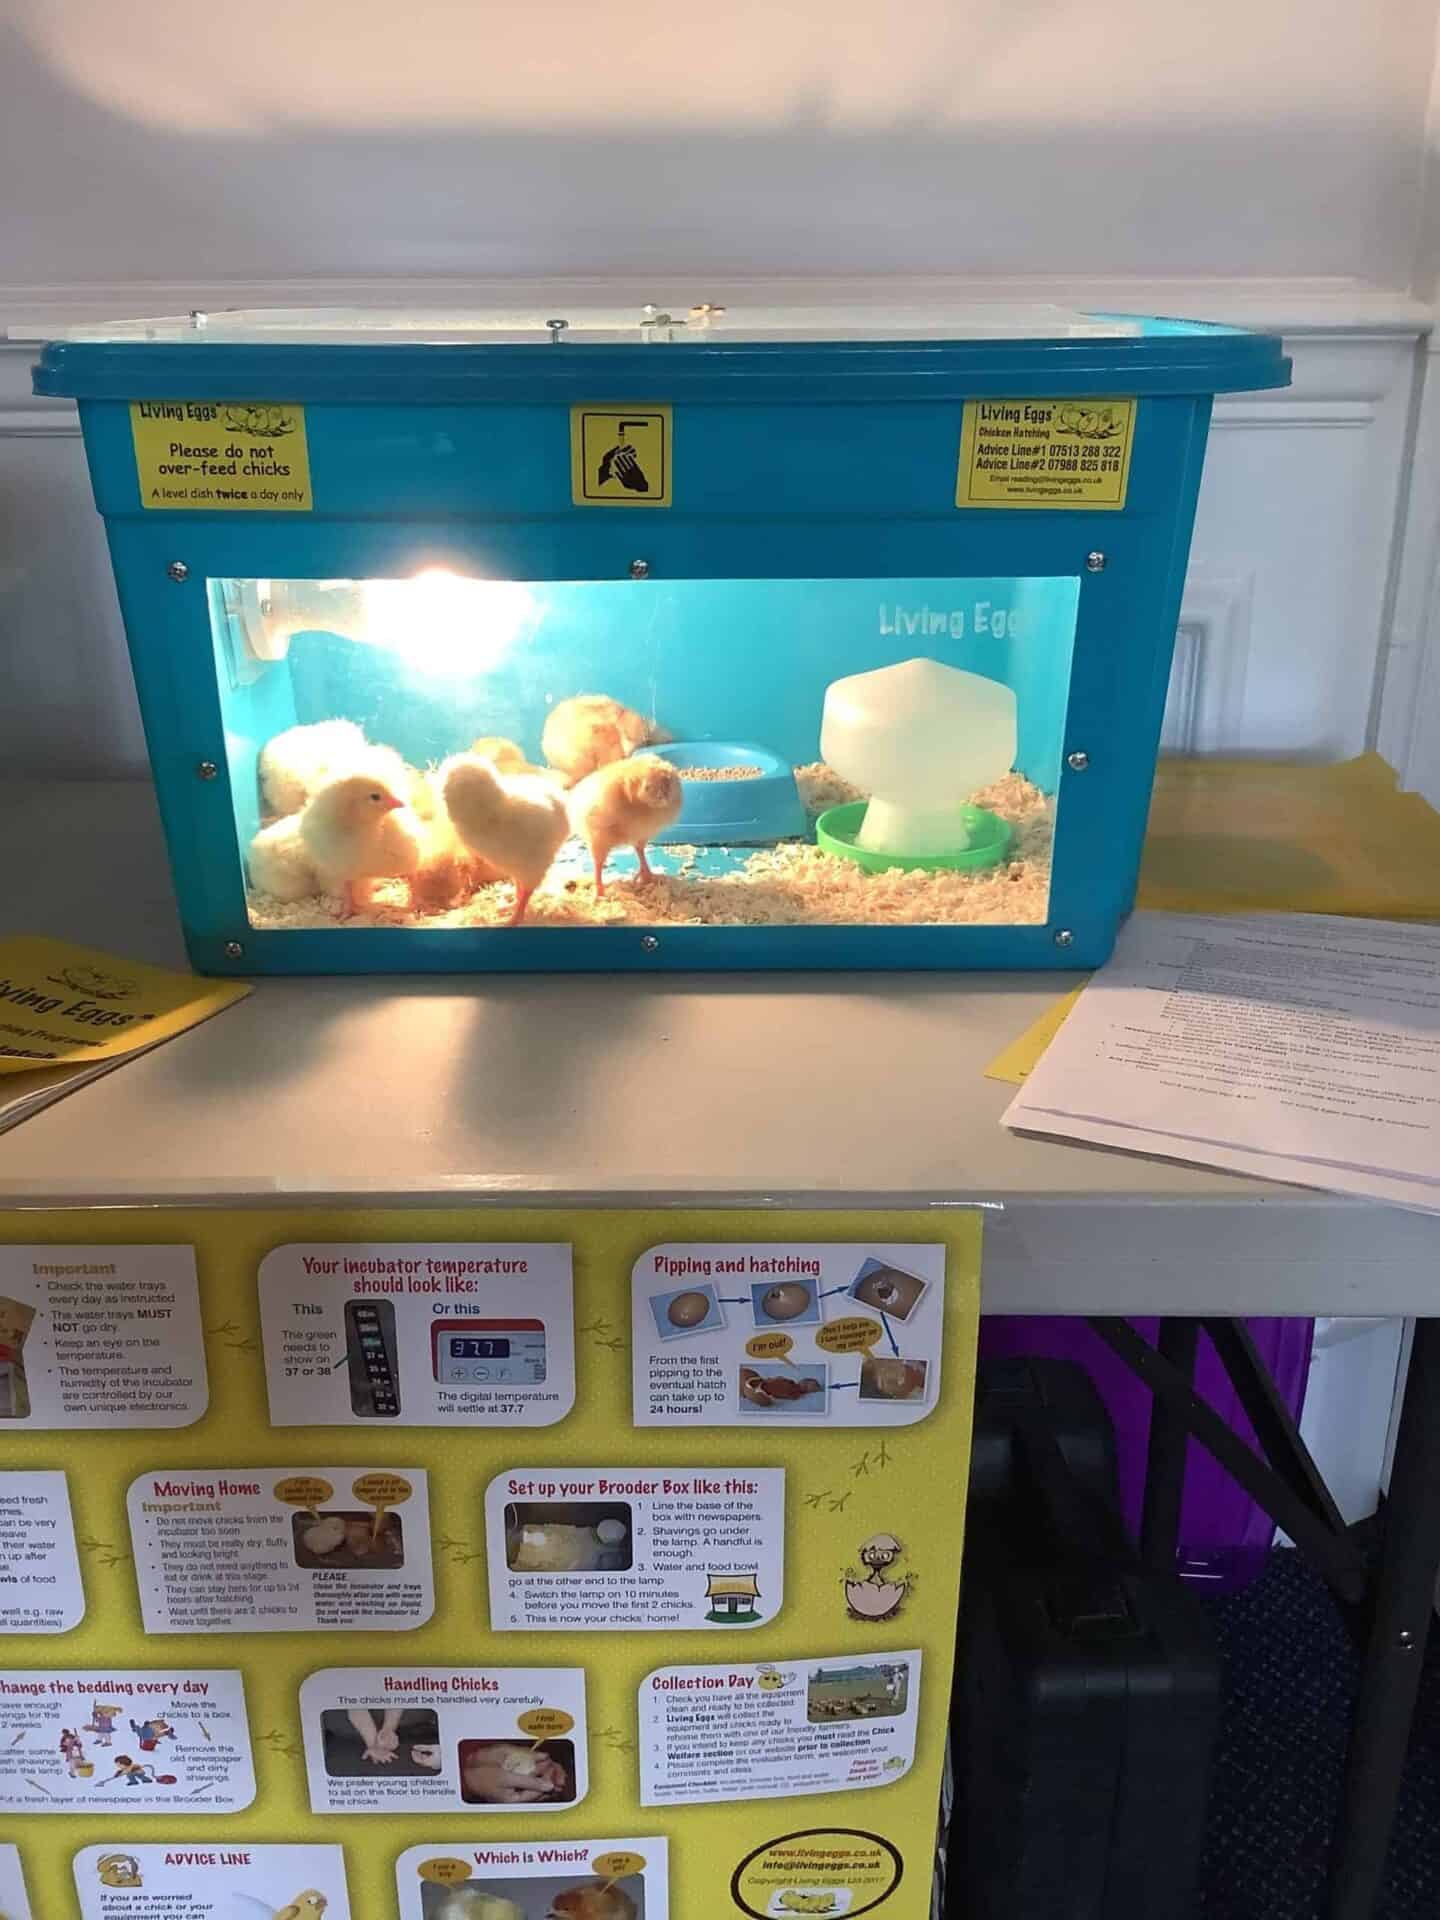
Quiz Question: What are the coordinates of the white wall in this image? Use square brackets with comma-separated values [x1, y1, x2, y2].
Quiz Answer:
[3, 0, 1440, 792]
[0, 0, 1436, 287]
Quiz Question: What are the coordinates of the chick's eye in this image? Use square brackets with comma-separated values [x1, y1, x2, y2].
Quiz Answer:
[369, 790, 382, 802]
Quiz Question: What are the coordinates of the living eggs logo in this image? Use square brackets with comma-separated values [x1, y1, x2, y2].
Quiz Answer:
[223, 404, 300, 438]
[877, 598, 1027, 641]
[45, 964, 139, 1001]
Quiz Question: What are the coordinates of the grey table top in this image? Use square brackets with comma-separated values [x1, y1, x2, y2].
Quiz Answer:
[2, 780, 1435, 1314]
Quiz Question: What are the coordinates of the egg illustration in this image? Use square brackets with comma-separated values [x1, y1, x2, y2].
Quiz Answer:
[667, 1290, 712, 1328]
[760, 1282, 812, 1322]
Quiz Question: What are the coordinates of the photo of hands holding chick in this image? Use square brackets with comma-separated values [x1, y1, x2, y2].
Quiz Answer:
[248, 694, 680, 928]
[316, 1706, 578, 1804]
[321, 1708, 443, 1779]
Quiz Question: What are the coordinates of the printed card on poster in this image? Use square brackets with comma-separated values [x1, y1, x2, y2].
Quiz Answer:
[0, 1472, 84, 1633]
[395, 1835, 669, 1918]
[640, 1650, 922, 1805]
[298, 1666, 588, 1814]
[0, 1246, 206, 1428]
[0, 1842, 32, 1919]
[632, 1242, 945, 1429]
[0, 1669, 253, 1813]
[258, 1243, 574, 1427]
[73, 1842, 349, 1916]
[485, 1466, 785, 1633]
[126, 1466, 434, 1633]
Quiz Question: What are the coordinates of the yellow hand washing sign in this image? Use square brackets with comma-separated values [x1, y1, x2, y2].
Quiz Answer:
[957, 397, 1136, 510]
[571, 405, 672, 506]
[130, 399, 312, 510]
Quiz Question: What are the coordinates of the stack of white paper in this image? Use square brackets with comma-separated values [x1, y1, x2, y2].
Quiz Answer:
[1004, 911, 1440, 1213]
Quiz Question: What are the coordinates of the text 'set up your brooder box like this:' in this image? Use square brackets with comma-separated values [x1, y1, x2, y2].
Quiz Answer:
[32, 302, 1289, 977]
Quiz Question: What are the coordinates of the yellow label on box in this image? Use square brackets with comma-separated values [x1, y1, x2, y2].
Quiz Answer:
[130, 399, 312, 510]
[957, 397, 1136, 510]
[571, 404, 672, 506]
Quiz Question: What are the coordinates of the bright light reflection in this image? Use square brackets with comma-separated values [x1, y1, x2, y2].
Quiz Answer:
[361, 570, 536, 675]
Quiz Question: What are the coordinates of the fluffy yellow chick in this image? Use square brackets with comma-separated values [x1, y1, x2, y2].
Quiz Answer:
[470, 735, 533, 774]
[567, 754, 683, 895]
[259, 719, 367, 817]
[248, 813, 320, 903]
[441, 754, 570, 925]
[435, 1892, 523, 1920]
[409, 807, 500, 914]
[541, 694, 659, 787]
[298, 772, 423, 918]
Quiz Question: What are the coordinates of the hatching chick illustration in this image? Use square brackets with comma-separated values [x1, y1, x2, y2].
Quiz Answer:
[568, 754, 682, 895]
[541, 694, 661, 786]
[441, 755, 569, 925]
[548, 1885, 638, 1920]
[298, 773, 423, 917]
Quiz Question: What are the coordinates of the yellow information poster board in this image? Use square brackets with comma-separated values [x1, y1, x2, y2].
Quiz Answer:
[0, 1207, 979, 1920]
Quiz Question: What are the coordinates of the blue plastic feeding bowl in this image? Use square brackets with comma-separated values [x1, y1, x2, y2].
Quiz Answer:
[650, 742, 807, 846]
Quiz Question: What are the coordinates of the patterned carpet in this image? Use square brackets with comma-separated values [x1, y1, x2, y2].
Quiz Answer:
[1198, 1552, 1440, 1919]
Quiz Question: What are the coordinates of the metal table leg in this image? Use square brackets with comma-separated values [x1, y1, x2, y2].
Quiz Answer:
[1140, 1317, 1199, 1570]
[1327, 1317, 1440, 1919]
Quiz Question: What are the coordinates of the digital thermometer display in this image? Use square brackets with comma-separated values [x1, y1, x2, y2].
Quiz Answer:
[431, 1317, 546, 1386]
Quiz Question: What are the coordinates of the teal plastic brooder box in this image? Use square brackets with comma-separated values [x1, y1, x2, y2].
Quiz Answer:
[32, 302, 1289, 977]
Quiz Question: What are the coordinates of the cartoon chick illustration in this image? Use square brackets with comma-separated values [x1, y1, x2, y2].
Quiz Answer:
[843, 1531, 914, 1622]
[273, 1893, 328, 1920]
[757, 1667, 791, 1692]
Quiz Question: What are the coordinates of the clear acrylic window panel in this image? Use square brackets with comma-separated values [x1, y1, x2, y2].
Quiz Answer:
[211, 573, 1077, 933]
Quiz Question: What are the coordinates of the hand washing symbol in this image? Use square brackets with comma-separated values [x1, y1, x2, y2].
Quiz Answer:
[598, 425, 651, 494]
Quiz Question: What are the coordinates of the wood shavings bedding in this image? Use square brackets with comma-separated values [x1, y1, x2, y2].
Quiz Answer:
[669, 764, 764, 781]
[247, 770, 1054, 931]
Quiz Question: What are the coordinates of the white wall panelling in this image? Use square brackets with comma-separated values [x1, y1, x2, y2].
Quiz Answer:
[0, 345, 146, 776]
[0, 296, 1430, 785]
[1191, 333, 1423, 764]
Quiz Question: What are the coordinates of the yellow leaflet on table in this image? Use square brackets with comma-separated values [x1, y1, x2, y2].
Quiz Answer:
[0, 937, 249, 1075]
[985, 755, 1440, 1088]
[0, 1206, 981, 1920]
[983, 986, 1085, 1086]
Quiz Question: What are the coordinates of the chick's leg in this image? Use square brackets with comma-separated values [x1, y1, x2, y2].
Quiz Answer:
[588, 836, 616, 897]
[634, 840, 656, 884]
[508, 881, 535, 927]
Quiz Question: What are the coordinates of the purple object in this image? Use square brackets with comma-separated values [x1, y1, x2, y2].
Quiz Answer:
[977, 1315, 1315, 1590]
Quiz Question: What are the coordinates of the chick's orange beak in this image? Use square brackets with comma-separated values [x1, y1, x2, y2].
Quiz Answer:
[381, 793, 403, 811]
